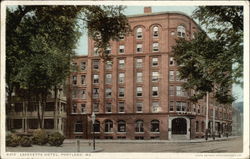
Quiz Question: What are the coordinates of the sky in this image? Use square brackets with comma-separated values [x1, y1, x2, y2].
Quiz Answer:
[74, 6, 243, 103]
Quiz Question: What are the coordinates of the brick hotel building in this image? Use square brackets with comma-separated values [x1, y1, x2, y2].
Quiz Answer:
[66, 7, 232, 140]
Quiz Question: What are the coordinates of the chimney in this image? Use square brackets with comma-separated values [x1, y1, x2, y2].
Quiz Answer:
[144, 7, 152, 14]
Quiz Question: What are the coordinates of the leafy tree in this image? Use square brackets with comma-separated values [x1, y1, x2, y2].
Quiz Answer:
[172, 6, 243, 104]
[6, 5, 130, 128]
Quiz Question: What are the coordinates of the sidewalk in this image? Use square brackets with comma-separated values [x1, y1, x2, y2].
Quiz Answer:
[63, 136, 240, 144]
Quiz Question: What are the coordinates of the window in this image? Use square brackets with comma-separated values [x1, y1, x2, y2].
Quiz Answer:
[152, 102, 160, 112]
[118, 88, 125, 98]
[136, 27, 143, 39]
[44, 102, 54, 111]
[81, 90, 86, 99]
[72, 104, 77, 114]
[75, 121, 83, 133]
[93, 74, 99, 84]
[118, 73, 125, 83]
[136, 58, 143, 68]
[152, 57, 159, 66]
[93, 47, 99, 56]
[136, 44, 143, 53]
[169, 101, 174, 112]
[93, 88, 99, 98]
[196, 121, 199, 132]
[105, 88, 112, 98]
[71, 62, 77, 72]
[135, 120, 144, 132]
[169, 86, 175, 96]
[152, 42, 159, 52]
[118, 59, 125, 69]
[118, 120, 126, 132]
[28, 102, 37, 112]
[72, 75, 77, 85]
[176, 86, 187, 96]
[176, 102, 187, 112]
[151, 120, 160, 132]
[93, 103, 99, 112]
[105, 74, 112, 84]
[105, 47, 111, 55]
[94, 120, 100, 132]
[136, 87, 143, 97]
[152, 86, 159, 97]
[152, 72, 159, 82]
[44, 119, 54, 129]
[119, 34, 125, 40]
[169, 57, 175, 66]
[93, 60, 99, 69]
[81, 75, 86, 85]
[136, 102, 143, 113]
[177, 25, 186, 38]
[169, 71, 174, 81]
[105, 120, 113, 132]
[136, 72, 143, 83]
[13, 119, 22, 129]
[105, 102, 112, 113]
[119, 45, 125, 54]
[81, 104, 86, 113]
[118, 102, 125, 113]
[176, 71, 181, 81]
[28, 119, 38, 129]
[80, 62, 87, 71]
[153, 26, 159, 37]
[105, 61, 112, 70]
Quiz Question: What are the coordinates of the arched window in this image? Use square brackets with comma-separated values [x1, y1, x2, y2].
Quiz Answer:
[74, 120, 83, 133]
[94, 120, 100, 132]
[177, 25, 186, 38]
[136, 27, 143, 39]
[151, 120, 160, 132]
[118, 120, 126, 132]
[105, 120, 113, 132]
[135, 120, 144, 132]
[153, 26, 159, 37]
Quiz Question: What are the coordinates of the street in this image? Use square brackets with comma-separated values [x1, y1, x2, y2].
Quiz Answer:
[6, 137, 243, 153]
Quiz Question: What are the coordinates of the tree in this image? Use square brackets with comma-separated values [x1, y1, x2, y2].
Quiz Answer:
[6, 5, 130, 128]
[172, 6, 243, 104]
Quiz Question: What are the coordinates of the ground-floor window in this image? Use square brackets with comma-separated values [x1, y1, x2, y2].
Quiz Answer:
[94, 120, 100, 132]
[28, 119, 38, 129]
[117, 136, 126, 139]
[135, 120, 144, 132]
[44, 119, 54, 129]
[172, 118, 187, 134]
[105, 136, 113, 139]
[105, 120, 113, 132]
[74, 120, 83, 133]
[118, 120, 126, 132]
[150, 136, 160, 139]
[196, 121, 199, 132]
[13, 119, 22, 129]
[150, 120, 160, 132]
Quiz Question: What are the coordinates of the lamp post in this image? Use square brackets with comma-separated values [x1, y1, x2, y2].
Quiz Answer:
[91, 112, 96, 151]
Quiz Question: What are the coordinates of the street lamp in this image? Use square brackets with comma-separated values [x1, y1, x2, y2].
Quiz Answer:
[91, 112, 96, 151]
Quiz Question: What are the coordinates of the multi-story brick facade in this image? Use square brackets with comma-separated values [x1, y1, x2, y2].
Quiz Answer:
[66, 7, 232, 140]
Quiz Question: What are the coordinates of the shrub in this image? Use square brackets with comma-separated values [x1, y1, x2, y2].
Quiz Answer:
[32, 129, 48, 145]
[20, 136, 32, 147]
[6, 134, 20, 147]
[48, 132, 65, 146]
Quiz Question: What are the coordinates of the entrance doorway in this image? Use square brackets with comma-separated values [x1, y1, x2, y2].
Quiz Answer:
[172, 118, 187, 134]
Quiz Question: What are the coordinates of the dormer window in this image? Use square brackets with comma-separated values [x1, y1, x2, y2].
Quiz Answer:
[136, 27, 143, 39]
[153, 26, 159, 38]
[177, 25, 186, 38]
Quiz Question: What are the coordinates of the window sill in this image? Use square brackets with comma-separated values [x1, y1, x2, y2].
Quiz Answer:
[74, 132, 84, 134]
[135, 132, 145, 134]
[150, 132, 160, 134]
[104, 132, 114, 134]
[117, 132, 127, 134]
